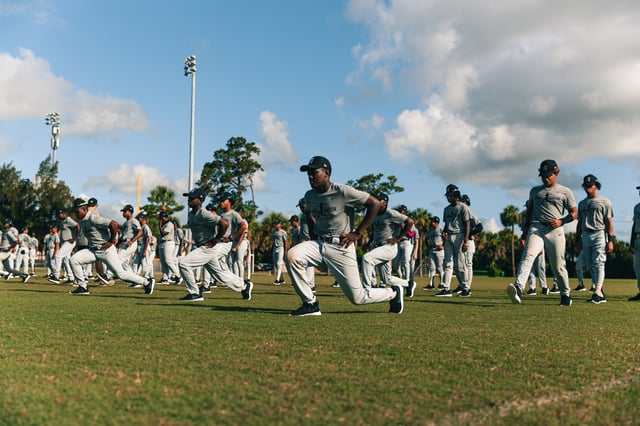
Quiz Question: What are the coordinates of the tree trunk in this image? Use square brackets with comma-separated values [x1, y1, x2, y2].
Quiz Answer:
[511, 224, 516, 277]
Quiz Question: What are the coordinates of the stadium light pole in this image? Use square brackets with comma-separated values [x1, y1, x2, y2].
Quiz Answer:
[184, 55, 197, 192]
[45, 112, 61, 167]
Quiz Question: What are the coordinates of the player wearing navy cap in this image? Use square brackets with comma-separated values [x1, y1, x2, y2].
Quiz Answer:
[286, 155, 404, 316]
[271, 220, 288, 284]
[0, 219, 31, 282]
[507, 159, 577, 306]
[177, 188, 253, 302]
[68, 198, 155, 295]
[48, 208, 79, 284]
[575, 174, 614, 304]
[630, 185, 640, 301]
[425, 216, 444, 290]
[437, 184, 471, 297]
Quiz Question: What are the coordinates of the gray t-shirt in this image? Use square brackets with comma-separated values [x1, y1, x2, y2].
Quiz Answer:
[59, 216, 78, 242]
[304, 182, 369, 238]
[299, 214, 310, 241]
[634, 203, 640, 235]
[188, 208, 222, 247]
[272, 229, 287, 249]
[443, 202, 471, 234]
[1, 226, 19, 249]
[79, 210, 114, 250]
[529, 184, 577, 224]
[160, 221, 174, 242]
[427, 227, 443, 250]
[119, 217, 141, 243]
[578, 195, 613, 232]
[371, 208, 408, 245]
[221, 209, 241, 239]
[45, 233, 59, 251]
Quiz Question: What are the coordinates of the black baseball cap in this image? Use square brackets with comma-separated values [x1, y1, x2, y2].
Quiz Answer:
[444, 184, 459, 196]
[398, 204, 408, 212]
[461, 194, 471, 205]
[219, 192, 234, 203]
[296, 198, 306, 207]
[289, 215, 299, 222]
[376, 192, 389, 202]
[538, 159, 558, 177]
[88, 197, 98, 207]
[183, 188, 206, 201]
[121, 204, 134, 213]
[54, 208, 65, 215]
[136, 212, 147, 219]
[72, 198, 89, 210]
[3, 218, 13, 225]
[300, 156, 332, 174]
[159, 211, 169, 219]
[431, 216, 440, 223]
[205, 203, 216, 211]
[582, 174, 599, 188]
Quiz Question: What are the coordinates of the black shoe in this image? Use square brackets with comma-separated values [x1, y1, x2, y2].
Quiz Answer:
[241, 280, 253, 300]
[331, 282, 340, 288]
[172, 276, 183, 285]
[144, 278, 155, 295]
[128, 283, 143, 289]
[574, 283, 586, 292]
[434, 289, 452, 297]
[507, 284, 521, 304]
[199, 285, 211, 294]
[290, 302, 321, 316]
[423, 284, 435, 290]
[406, 281, 416, 298]
[541, 287, 549, 296]
[589, 286, 595, 292]
[452, 286, 463, 294]
[180, 293, 204, 302]
[48, 276, 61, 285]
[69, 286, 90, 295]
[628, 293, 640, 301]
[588, 293, 607, 304]
[526, 288, 537, 296]
[210, 282, 218, 289]
[560, 295, 573, 307]
[459, 289, 471, 297]
[437, 284, 445, 290]
[389, 286, 404, 313]
[21, 274, 30, 283]
[549, 286, 561, 294]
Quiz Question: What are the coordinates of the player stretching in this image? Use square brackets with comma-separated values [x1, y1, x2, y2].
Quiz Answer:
[507, 159, 577, 306]
[286, 156, 403, 316]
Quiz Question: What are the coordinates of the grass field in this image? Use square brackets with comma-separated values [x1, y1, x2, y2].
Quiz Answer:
[1, 270, 640, 425]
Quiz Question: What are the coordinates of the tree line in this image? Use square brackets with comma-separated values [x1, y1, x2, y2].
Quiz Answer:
[1, 136, 635, 278]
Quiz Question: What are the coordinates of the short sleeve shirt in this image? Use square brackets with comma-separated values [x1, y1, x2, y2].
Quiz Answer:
[79, 210, 114, 249]
[372, 208, 408, 245]
[272, 229, 287, 249]
[304, 182, 370, 238]
[443, 202, 471, 234]
[529, 184, 576, 223]
[188, 208, 222, 247]
[578, 195, 613, 232]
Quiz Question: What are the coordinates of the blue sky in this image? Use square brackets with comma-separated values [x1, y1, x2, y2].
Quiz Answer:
[2, 0, 640, 242]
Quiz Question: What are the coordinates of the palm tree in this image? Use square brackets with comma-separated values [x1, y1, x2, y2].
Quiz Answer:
[500, 205, 521, 277]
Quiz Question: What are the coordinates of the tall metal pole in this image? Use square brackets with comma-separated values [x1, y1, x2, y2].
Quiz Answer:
[45, 112, 61, 169]
[184, 55, 197, 191]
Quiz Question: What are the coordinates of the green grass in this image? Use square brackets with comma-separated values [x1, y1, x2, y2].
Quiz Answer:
[1, 270, 640, 425]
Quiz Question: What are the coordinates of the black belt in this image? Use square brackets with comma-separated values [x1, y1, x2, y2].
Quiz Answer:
[317, 236, 340, 244]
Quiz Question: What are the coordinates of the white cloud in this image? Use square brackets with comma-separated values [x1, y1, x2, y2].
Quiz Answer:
[483, 217, 501, 234]
[257, 111, 297, 166]
[347, 0, 640, 188]
[528, 95, 555, 116]
[83, 163, 175, 195]
[0, 49, 150, 138]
